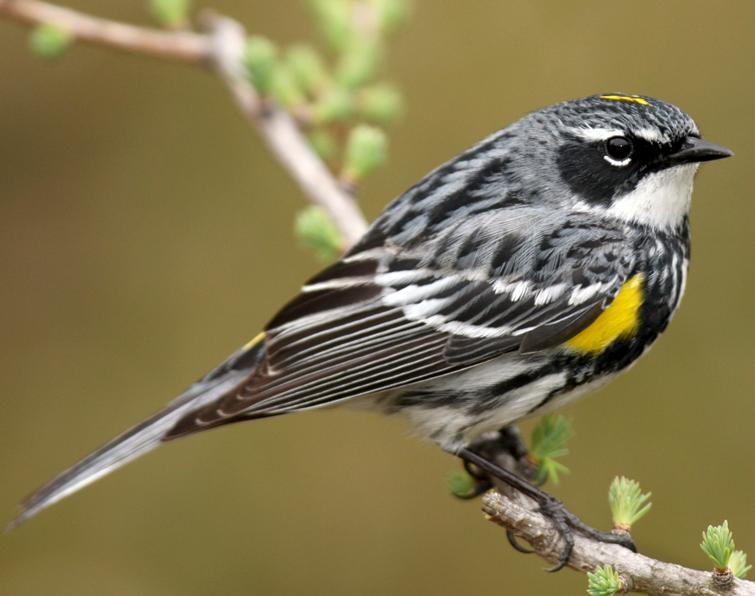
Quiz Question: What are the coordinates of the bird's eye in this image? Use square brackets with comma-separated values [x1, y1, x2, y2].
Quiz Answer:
[603, 136, 633, 165]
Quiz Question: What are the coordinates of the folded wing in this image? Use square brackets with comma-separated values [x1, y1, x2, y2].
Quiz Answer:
[166, 213, 635, 439]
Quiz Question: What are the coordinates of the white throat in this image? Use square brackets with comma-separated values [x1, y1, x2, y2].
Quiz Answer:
[605, 164, 698, 229]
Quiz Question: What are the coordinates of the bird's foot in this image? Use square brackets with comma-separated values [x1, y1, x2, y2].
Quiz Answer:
[451, 426, 530, 500]
[536, 493, 636, 571]
[455, 447, 636, 572]
[461, 425, 537, 483]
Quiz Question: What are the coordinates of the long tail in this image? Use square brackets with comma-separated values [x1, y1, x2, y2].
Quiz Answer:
[9, 341, 265, 529]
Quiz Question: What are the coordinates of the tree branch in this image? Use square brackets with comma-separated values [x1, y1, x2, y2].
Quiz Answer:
[0, 0, 369, 246]
[0, 0, 210, 61]
[202, 13, 368, 247]
[481, 452, 755, 595]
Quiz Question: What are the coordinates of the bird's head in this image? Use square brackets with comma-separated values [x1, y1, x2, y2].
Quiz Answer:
[513, 94, 732, 231]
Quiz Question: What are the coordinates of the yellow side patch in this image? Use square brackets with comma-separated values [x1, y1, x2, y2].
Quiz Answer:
[599, 94, 650, 106]
[242, 331, 266, 351]
[565, 274, 644, 354]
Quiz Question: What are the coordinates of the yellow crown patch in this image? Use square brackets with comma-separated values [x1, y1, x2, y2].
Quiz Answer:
[599, 95, 650, 106]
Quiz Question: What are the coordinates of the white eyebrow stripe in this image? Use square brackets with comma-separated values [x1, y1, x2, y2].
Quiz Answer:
[635, 127, 667, 143]
[569, 127, 625, 142]
[571, 126, 671, 145]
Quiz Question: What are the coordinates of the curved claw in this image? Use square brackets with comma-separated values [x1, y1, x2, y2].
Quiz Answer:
[545, 553, 571, 573]
[506, 530, 534, 554]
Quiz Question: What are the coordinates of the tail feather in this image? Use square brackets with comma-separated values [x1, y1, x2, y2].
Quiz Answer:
[9, 342, 265, 529]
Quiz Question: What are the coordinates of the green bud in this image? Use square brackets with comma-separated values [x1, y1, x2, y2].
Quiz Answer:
[307, 128, 338, 161]
[447, 470, 477, 499]
[29, 24, 72, 60]
[700, 521, 736, 572]
[148, 0, 192, 28]
[608, 477, 652, 531]
[295, 206, 343, 263]
[335, 39, 383, 89]
[285, 45, 329, 96]
[729, 550, 752, 579]
[358, 84, 404, 124]
[586, 565, 624, 596]
[529, 414, 572, 485]
[308, 0, 353, 51]
[270, 66, 306, 108]
[370, 0, 413, 35]
[342, 125, 387, 182]
[312, 87, 355, 124]
[244, 36, 278, 95]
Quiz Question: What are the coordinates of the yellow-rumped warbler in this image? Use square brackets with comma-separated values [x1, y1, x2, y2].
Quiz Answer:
[13, 94, 731, 564]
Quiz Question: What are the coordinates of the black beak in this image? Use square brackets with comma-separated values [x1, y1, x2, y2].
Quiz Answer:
[666, 136, 734, 166]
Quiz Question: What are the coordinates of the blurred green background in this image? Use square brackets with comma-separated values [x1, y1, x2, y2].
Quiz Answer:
[1, 1, 753, 595]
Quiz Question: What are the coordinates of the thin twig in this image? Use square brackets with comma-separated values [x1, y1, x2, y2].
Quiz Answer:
[0, 0, 369, 246]
[0, 0, 210, 61]
[202, 13, 369, 247]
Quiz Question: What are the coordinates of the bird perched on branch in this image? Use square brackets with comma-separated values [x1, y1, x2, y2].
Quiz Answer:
[12, 93, 731, 566]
